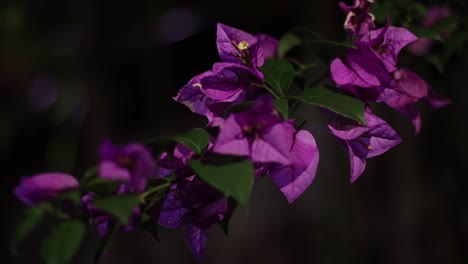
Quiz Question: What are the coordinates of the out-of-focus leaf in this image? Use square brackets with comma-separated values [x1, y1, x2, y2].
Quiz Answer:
[85, 178, 121, 195]
[11, 203, 52, 254]
[92, 195, 141, 223]
[41, 220, 85, 264]
[81, 166, 97, 186]
[411, 27, 443, 42]
[278, 32, 302, 57]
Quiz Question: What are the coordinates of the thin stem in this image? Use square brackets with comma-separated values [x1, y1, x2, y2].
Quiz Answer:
[140, 181, 171, 203]
[251, 82, 280, 99]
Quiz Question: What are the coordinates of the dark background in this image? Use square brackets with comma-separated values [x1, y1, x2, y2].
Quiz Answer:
[1, 0, 466, 263]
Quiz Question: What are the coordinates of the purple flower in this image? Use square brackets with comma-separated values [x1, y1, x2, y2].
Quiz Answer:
[213, 97, 320, 202]
[217, 23, 258, 65]
[81, 185, 141, 236]
[339, 0, 376, 36]
[386, 68, 451, 134]
[174, 23, 279, 126]
[328, 109, 402, 182]
[159, 177, 229, 261]
[268, 121, 320, 203]
[257, 34, 279, 60]
[330, 41, 399, 102]
[213, 96, 293, 165]
[216, 23, 278, 76]
[174, 64, 265, 127]
[200, 62, 262, 102]
[14, 172, 79, 206]
[331, 25, 417, 102]
[173, 71, 227, 127]
[360, 25, 418, 72]
[157, 143, 196, 178]
[99, 139, 156, 193]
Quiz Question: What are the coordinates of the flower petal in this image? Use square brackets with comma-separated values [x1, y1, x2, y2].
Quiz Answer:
[216, 23, 257, 63]
[213, 115, 250, 157]
[14, 172, 79, 206]
[185, 224, 208, 262]
[269, 130, 319, 203]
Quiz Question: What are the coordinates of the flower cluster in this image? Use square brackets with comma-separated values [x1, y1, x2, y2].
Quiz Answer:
[167, 23, 320, 258]
[11, 2, 452, 263]
[330, 0, 450, 179]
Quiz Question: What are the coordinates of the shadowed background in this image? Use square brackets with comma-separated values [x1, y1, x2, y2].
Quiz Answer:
[1, 0, 467, 263]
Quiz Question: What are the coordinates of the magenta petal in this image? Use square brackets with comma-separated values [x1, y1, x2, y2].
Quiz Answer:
[394, 68, 429, 99]
[330, 58, 376, 88]
[122, 144, 156, 192]
[349, 147, 367, 183]
[425, 87, 451, 109]
[347, 44, 384, 87]
[254, 121, 295, 165]
[159, 190, 188, 229]
[14, 172, 79, 206]
[256, 34, 279, 60]
[213, 115, 250, 157]
[98, 140, 155, 192]
[329, 109, 401, 181]
[174, 71, 225, 126]
[269, 130, 319, 203]
[393, 104, 422, 135]
[99, 139, 119, 160]
[406, 38, 434, 57]
[99, 161, 131, 182]
[185, 224, 208, 262]
[250, 138, 290, 164]
[216, 23, 257, 63]
[328, 122, 367, 140]
[365, 111, 402, 156]
[200, 63, 257, 102]
[362, 26, 418, 72]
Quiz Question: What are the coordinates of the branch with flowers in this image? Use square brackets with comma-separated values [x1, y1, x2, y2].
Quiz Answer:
[11, 0, 461, 263]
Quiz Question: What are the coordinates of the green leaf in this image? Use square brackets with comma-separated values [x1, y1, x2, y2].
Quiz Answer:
[278, 32, 302, 57]
[11, 203, 52, 254]
[172, 128, 209, 154]
[189, 159, 254, 211]
[260, 59, 295, 98]
[290, 86, 366, 125]
[427, 54, 445, 74]
[85, 178, 122, 195]
[92, 195, 141, 223]
[140, 180, 171, 205]
[41, 220, 85, 264]
[81, 166, 97, 185]
[274, 98, 289, 119]
[56, 190, 81, 205]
